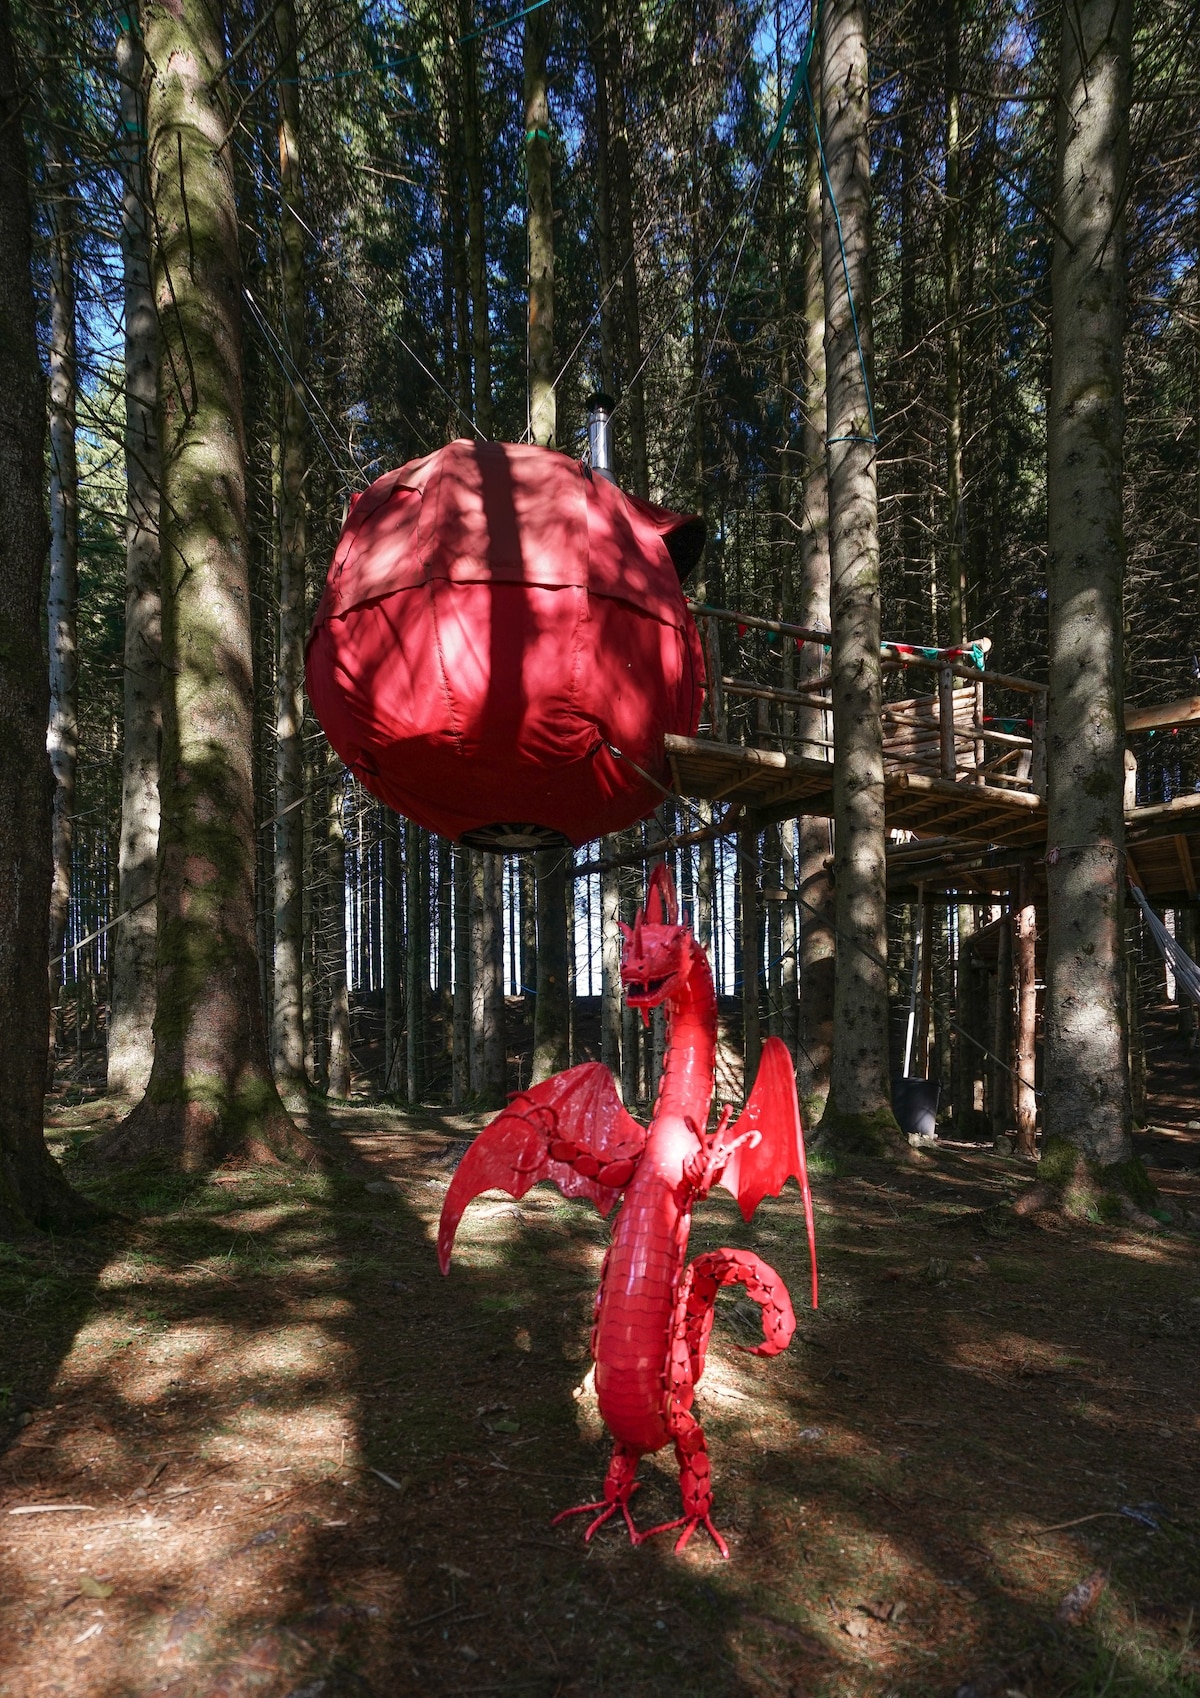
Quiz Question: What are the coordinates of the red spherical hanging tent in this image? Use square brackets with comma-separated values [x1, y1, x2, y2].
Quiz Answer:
[305, 437, 705, 850]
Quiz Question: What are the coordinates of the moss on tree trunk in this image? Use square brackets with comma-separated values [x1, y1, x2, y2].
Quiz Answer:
[94, 0, 309, 1172]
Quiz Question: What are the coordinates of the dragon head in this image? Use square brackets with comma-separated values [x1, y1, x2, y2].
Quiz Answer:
[620, 862, 689, 1016]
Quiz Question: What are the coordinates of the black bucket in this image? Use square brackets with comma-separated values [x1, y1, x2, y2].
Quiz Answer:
[892, 1076, 941, 1140]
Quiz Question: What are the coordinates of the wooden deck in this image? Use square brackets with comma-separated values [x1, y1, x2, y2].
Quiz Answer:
[672, 608, 1200, 908]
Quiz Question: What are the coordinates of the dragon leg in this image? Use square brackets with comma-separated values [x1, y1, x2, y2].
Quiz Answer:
[637, 1407, 727, 1558]
[638, 1249, 797, 1559]
[551, 1440, 642, 1546]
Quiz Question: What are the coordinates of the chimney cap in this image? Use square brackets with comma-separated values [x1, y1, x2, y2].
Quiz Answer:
[585, 390, 616, 415]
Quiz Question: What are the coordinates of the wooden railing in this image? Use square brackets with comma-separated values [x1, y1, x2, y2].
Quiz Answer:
[687, 602, 1048, 798]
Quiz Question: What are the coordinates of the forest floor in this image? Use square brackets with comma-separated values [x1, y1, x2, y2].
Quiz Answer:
[2, 1025, 1199, 1698]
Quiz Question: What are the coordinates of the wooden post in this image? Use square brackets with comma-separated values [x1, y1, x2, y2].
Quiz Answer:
[973, 678, 985, 781]
[938, 664, 956, 778]
[1014, 860, 1038, 1157]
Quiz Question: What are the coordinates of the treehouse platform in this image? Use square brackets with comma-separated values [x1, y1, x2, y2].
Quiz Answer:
[669, 604, 1200, 907]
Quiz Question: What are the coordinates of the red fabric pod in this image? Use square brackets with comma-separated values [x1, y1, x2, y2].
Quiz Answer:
[305, 439, 705, 847]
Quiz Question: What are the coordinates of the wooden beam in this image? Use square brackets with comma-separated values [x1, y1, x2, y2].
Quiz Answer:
[1175, 834, 1197, 899]
[1126, 792, 1200, 827]
[1125, 694, 1200, 732]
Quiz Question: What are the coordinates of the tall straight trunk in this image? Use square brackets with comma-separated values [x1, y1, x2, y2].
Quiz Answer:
[469, 849, 486, 1094]
[817, 0, 901, 1152]
[482, 855, 506, 1103]
[1042, 0, 1139, 1199]
[607, 17, 648, 498]
[437, 835, 452, 1001]
[781, 816, 798, 1057]
[99, 0, 307, 1165]
[522, 1, 570, 1069]
[532, 848, 570, 1082]
[519, 853, 537, 995]
[797, 54, 834, 1126]
[991, 912, 1012, 1140]
[765, 822, 782, 1039]
[46, 115, 79, 1044]
[452, 846, 470, 1103]
[600, 845, 621, 1074]
[620, 848, 640, 1103]
[405, 819, 426, 1103]
[109, 8, 161, 1099]
[739, 827, 761, 1088]
[0, 0, 88, 1231]
[524, 0, 555, 447]
[1014, 862, 1037, 1157]
[270, 0, 308, 1094]
[459, 0, 491, 436]
[382, 809, 401, 1091]
[943, 0, 967, 646]
[325, 756, 351, 1097]
[589, 0, 616, 395]
[697, 819, 714, 953]
[897, 76, 920, 639]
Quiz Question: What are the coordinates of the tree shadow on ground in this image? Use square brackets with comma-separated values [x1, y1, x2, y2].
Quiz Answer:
[0, 1102, 1197, 1698]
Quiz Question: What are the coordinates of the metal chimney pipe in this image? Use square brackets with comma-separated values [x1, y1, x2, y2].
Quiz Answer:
[585, 392, 617, 484]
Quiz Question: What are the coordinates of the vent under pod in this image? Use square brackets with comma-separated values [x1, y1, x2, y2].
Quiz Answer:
[458, 821, 573, 853]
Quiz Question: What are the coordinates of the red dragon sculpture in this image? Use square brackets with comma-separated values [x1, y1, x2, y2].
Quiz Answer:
[438, 863, 818, 1557]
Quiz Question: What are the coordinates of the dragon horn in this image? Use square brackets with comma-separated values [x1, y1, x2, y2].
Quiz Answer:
[643, 861, 679, 926]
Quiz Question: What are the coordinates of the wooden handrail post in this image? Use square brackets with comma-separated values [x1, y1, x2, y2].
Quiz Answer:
[938, 664, 957, 779]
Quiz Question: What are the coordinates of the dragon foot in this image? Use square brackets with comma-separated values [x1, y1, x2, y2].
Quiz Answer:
[636, 1512, 730, 1558]
[552, 1441, 641, 1546]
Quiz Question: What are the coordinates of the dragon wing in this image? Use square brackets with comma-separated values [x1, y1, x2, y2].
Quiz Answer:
[437, 1063, 646, 1273]
[718, 1036, 819, 1308]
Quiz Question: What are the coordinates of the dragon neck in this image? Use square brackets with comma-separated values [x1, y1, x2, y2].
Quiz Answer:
[654, 938, 717, 1130]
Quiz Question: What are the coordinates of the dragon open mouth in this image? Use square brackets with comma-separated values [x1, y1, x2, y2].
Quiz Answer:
[625, 975, 671, 1003]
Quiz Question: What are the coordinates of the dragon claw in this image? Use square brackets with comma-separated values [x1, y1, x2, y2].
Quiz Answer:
[552, 1483, 642, 1546]
[637, 1513, 730, 1559]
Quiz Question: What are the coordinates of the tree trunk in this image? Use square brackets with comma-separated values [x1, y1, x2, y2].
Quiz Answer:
[459, 0, 491, 436]
[1041, 0, 1142, 1207]
[0, 0, 90, 1232]
[600, 842, 621, 1075]
[796, 46, 835, 1127]
[97, 0, 308, 1167]
[1014, 862, 1037, 1158]
[589, 0, 616, 396]
[739, 827, 761, 1089]
[524, 0, 555, 447]
[991, 910, 1012, 1142]
[607, 14, 648, 498]
[405, 820, 426, 1103]
[451, 845, 470, 1103]
[943, 0, 967, 646]
[816, 0, 902, 1154]
[325, 756, 351, 1098]
[45, 108, 79, 1062]
[482, 854, 506, 1104]
[382, 809, 401, 1092]
[532, 848, 570, 1082]
[270, 0, 309, 1096]
[109, 9, 162, 1100]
